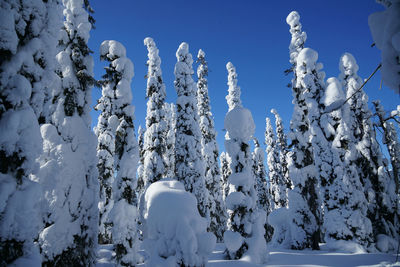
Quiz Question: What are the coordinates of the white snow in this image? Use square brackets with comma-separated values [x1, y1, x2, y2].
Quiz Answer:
[224, 107, 255, 141]
[141, 179, 216, 267]
[323, 77, 345, 112]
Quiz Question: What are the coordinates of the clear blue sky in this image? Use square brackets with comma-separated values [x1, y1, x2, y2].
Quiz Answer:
[89, 0, 398, 151]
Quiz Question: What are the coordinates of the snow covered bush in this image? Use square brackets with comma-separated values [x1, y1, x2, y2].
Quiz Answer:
[369, 0, 400, 94]
[142, 37, 168, 188]
[174, 42, 209, 218]
[37, 0, 99, 265]
[196, 49, 227, 241]
[0, 0, 61, 264]
[223, 65, 267, 262]
[141, 179, 216, 267]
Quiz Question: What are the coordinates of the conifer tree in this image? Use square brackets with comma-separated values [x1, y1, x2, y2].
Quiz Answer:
[99, 40, 141, 266]
[136, 125, 145, 194]
[174, 42, 209, 218]
[220, 151, 231, 201]
[339, 53, 397, 247]
[143, 37, 168, 187]
[38, 0, 99, 265]
[164, 102, 176, 178]
[0, 0, 61, 264]
[271, 109, 291, 190]
[286, 11, 321, 250]
[224, 62, 266, 262]
[196, 49, 227, 240]
[252, 138, 273, 242]
[265, 117, 287, 209]
[323, 77, 373, 247]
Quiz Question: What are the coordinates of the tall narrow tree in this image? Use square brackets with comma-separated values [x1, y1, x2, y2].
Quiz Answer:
[196, 49, 227, 240]
[0, 0, 61, 264]
[224, 62, 266, 262]
[339, 53, 397, 247]
[265, 117, 287, 209]
[271, 109, 291, 191]
[174, 42, 209, 218]
[38, 0, 99, 265]
[136, 125, 145, 194]
[286, 11, 321, 250]
[164, 102, 176, 179]
[142, 37, 168, 188]
[99, 40, 141, 266]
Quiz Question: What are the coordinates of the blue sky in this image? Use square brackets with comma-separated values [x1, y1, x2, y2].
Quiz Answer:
[88, 0, 398, 151]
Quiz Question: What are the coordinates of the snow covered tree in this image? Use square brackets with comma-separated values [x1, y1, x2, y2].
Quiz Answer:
[286, 11, 321, 250]
[224, 63, 266, 262]
[368, 0, 400, 94]
[38, 0, 99, 265]
[136, 125, 145, 194]
[98, 40, 141, 266]
[174, 42, 209, 218]
[196, 49, 227, 241]
[0, 0, 61, 264]
[164, 102, 176, 179]
[322, 77, 373, 247]
[339, 53, 397, 249]
[252, 138, 273, 242]
[265, 117, 287, 209]
[220, 151, 231, 201]
[142, 37, 168, 188]
[271, 109, 291, 190]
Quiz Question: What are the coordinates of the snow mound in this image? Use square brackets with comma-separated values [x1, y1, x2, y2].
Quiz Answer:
[323, 77, 345, 112]
[268, 207, 291, 248]
[286, 11, 300, 27]
[325, 239, 366, 254]
[224, 107, 255, 141]
[142, 179, 216, 267]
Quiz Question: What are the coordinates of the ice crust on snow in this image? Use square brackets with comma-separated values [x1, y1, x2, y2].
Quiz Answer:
[141, 179, 215, 267]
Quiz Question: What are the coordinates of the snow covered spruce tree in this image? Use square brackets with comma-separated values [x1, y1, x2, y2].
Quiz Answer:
[174, 42, 209, 218]
[339, 53, 397, 249]
[369, 0, 400, 94]
[223, 62, 266, 262]
[164, 102, 176, 179]
[220, 151, 231, 201]
[38, 0, 99, 265]
[142, 37, 168, 188]
[252, 138, 273, 242]
[285, 11, 321, 250]
[196, 49, 227, 241]
[372, 100, 399, 251]
[136, 125, 145, 194]
[322, 77, 373, 248]
[0, 0, 61, 264]
[265, 117, 287, 209]
[271, 109, 291, 191]
[99, 40, 141, 266]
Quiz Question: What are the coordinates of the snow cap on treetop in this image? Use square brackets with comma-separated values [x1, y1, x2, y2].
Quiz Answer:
[176, 42, 192, 63]
[339, 53, 359, 76]
[224, 107, 255, 141]
[323, 77, 345, 111]
[100, 40, 126, 59]
[198, 49, 205, 58]
[286, 11, 300, 27]
[296, 47, 318, 67]
[144, 37, 155, 47]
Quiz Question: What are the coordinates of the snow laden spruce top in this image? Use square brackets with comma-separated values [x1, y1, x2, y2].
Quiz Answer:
[339, 53, 359, 77]
[323, 77, 345, 112]
[224, 107, 255, 141]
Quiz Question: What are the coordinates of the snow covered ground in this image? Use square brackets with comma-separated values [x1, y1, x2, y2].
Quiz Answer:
[96, 243, 399, 267]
